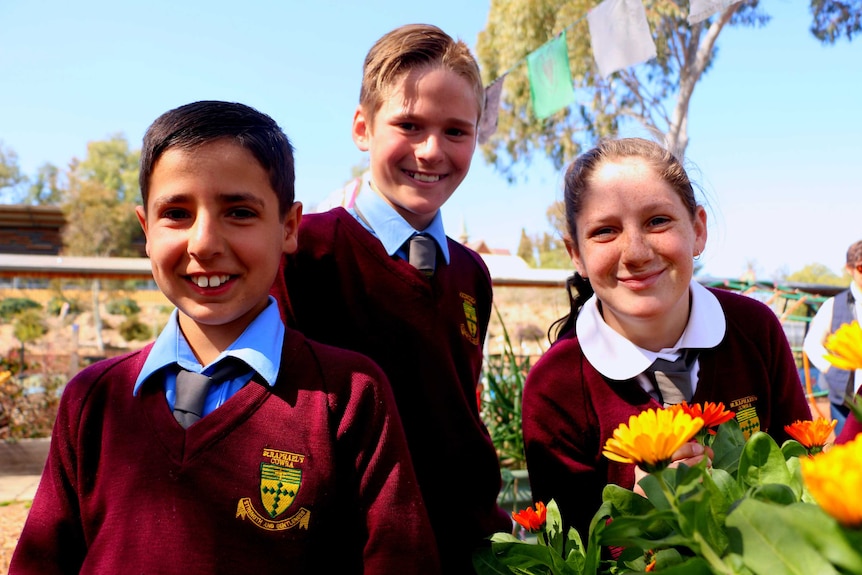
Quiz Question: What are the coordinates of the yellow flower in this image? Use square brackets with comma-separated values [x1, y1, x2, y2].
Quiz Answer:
[823, 321, 862, 371]
[784, 419, 836, 453]
[603, 408, 704, 472]
[801, 434, 862, 528]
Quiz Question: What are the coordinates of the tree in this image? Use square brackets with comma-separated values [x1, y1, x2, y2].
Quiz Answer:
[475, 0, 768, 178]
[25, 163, 65, 205]
[13, 309, 47, 373]
[810, 0, 862, 43]
[62, 135, 141, 258]
[786, 262, 850, 286]
[0, 141, 27, 202]
[517, 228, 536, 265]
[61, 134, 142, 353]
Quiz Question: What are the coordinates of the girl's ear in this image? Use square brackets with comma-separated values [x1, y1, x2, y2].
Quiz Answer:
[693, 206, 708, 258]
[565, 238, 586, 278]
[351, 106, 371, 152]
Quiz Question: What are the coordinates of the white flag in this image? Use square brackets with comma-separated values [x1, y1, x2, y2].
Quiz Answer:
[478, 74, 506, 144]
[688, 0, 743, 25]
[587, 0, 657, 79]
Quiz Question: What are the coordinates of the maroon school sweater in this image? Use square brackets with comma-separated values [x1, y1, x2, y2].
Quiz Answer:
[272, 208, 510, 574]
[522, 287, 812, 541]
[836, 390, 862, 444]
[10, 327, 439, 575]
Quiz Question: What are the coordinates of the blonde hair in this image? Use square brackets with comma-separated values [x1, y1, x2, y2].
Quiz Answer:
[358, 23, 484, 123]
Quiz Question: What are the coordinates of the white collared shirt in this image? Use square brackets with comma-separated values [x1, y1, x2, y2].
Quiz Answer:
[576, 280, 726, 396]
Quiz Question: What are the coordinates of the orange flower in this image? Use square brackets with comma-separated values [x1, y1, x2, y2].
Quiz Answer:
[512, 502, 547, 532]
[603, 408, 704, 472]
[784, 419, 836, 453]
[823, 321, 862, 371]
[801, 434, 862, 527]
[672, 401, 735, 429]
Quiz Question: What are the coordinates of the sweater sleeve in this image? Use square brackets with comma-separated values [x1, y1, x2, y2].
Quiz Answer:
[9, 372, 91, 574]
[522, 339, 605, 541]
[330, 352, 441, 574]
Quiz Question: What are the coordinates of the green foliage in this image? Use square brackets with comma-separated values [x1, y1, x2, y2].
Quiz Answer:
[0, 298, 41, 322]
[481, 305, 531, 469]
[810, 0, 862, 44]
[0, 140, 27, 202]
[46, 296, 82, 316]
[475, 421, 862, 574]
[118, 315, 152, 342]
[62, 135, 142, 257]
[106, 297, 141, 316]
[476, 0, 767, 177]
[518, 228, 536, 265]
[13, 309, 47, 345]
[786, 263, 849, 287]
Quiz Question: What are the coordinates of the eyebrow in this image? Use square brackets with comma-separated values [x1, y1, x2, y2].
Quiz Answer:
[150, 191, 268, 210]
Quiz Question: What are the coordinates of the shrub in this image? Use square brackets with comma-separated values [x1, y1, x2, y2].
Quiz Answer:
[47, 296, 82, 316]
[106, 297, 141, 316]
[0, 297, 41, 322]
[118, 315, 152, 342]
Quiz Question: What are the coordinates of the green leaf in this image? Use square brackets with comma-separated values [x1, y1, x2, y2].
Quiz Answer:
[780, 440, 808, 460]
[711, 419, 746, 476]
[737, 432, 794, 492]
[726, 499, 842, 575]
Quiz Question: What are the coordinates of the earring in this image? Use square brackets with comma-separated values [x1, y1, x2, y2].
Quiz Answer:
[693, 251, 702, 261]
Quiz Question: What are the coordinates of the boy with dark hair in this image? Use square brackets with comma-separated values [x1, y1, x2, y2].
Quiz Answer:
[272, 24, 511, 574]
[10, 100, 438, 574]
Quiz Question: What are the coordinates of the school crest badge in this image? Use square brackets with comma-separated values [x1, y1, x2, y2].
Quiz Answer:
[730, 395, 761, 440]
[460, 291, 479, 345]
[236, 448, 311, 531]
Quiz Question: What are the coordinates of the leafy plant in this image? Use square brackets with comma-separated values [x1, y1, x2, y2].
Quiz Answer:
[118, 315, 151, 341]
[0, 298, 41, 322]
[481, 305, 532, 470]
[106, 297, 141, 316]
[475, 404, 862, 574]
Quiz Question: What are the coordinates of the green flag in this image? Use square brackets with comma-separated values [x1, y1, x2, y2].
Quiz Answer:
[526, 31, 574, 120]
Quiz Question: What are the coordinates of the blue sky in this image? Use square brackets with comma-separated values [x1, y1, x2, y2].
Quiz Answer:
[1, 0, 859, 280]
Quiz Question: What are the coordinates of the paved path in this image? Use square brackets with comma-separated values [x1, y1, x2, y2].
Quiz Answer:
[0, 474, 39, 503]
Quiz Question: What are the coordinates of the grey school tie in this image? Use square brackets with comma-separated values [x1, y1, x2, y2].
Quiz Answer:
[408, 233, 436, 276]
[173, 359, 249, 428]
[647, 350, 698, 407]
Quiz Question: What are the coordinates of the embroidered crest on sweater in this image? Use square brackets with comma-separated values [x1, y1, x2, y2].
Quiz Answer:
[459, 292, 479, 345]
[729, 395, 761, 440]
[236, 448, 311, 531]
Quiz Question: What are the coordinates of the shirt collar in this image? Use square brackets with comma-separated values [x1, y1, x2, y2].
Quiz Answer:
[577, 280, 726, 381]
[351, 171, 450, 264]
[133, 296, 284, 394]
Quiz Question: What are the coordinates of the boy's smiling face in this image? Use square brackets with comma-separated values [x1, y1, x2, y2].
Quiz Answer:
[352, 66, 480, 230]
[136, 139, 300, 353]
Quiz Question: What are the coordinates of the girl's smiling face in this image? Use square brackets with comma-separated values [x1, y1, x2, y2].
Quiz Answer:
[569, 157, 707, 350]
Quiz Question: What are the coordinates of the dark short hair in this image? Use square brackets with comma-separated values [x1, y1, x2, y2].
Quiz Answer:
[139, 101, 295, 216]
[847, 240, 862, 267]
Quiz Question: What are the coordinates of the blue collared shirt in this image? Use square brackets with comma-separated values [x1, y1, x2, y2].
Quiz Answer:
[133, 296, 284, 417]
[349, 171, 451, 264]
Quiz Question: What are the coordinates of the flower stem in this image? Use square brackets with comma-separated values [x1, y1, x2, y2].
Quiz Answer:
[655, 471, 732, 575]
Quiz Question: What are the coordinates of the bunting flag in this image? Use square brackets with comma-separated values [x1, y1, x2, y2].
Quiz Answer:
[587, 0, 657, 79]
[526, 31, 575, 120]
[478, 74, 506, 144]
[688, 0, 743, 25]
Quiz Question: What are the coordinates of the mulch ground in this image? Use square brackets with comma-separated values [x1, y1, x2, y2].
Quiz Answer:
[0, 501, 30, 572]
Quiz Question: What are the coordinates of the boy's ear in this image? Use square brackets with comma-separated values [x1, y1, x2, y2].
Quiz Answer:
[135, 205, 151, 257]
[282, 202, 303, 255]
[351, 105, 371, 152]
